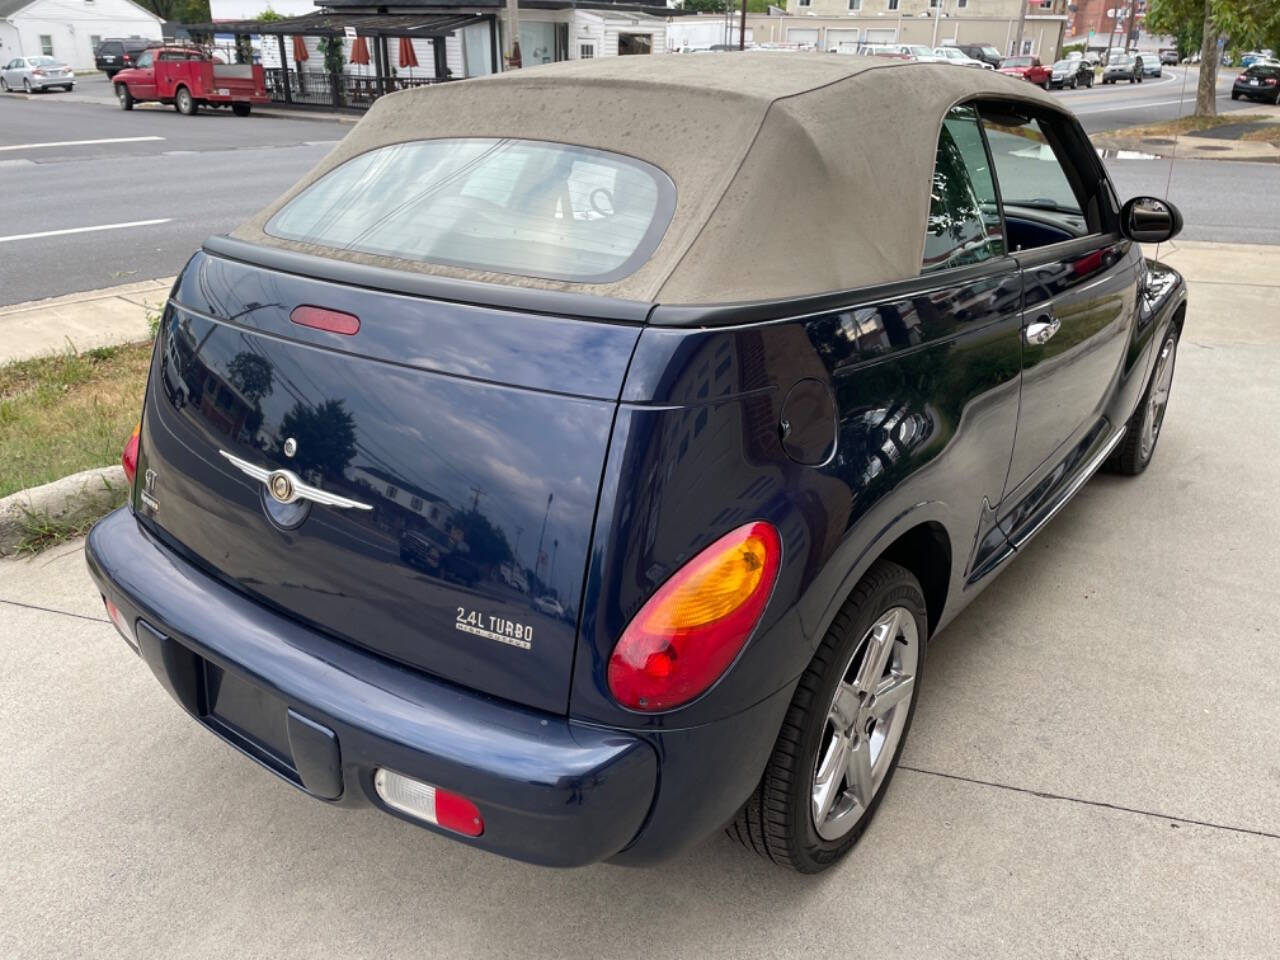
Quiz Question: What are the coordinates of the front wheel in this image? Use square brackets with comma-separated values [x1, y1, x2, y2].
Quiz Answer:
[1106, 327, 1179, 475]
[175, 86, 197, 115]
[729, 560, 926, 873]
[116, 84, 133, 110]
[0, 78, 8, 93]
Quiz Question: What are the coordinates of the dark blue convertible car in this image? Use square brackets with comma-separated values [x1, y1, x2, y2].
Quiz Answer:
[87, 54, 1187, 872]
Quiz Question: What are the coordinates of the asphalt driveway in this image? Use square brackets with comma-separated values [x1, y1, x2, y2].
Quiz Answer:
[2, 240, 1278, 959]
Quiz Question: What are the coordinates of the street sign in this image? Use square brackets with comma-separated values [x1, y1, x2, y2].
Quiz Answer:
[344, 25, 358, 40]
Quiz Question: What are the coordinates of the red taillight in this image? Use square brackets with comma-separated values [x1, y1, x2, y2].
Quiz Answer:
[291, 305, 360, 336]
[434, 789, 484, 837]
[121, 422, 140, 485]
[608, 521, 781, 712]
[33, 69, 46, 76]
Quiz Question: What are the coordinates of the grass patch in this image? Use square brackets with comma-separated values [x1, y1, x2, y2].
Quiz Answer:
[1105, 113, 1273, 139]
[13, 483, 129, 556]
[0, 342, 151, 499]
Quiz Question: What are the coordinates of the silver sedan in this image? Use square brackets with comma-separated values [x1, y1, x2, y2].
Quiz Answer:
[1, 56, 76, 93]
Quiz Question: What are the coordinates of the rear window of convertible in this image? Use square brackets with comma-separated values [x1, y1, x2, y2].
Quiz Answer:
[265, 138, 676, 283]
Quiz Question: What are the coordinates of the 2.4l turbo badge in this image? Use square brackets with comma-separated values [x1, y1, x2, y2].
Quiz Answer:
[455, 607, 533, 651]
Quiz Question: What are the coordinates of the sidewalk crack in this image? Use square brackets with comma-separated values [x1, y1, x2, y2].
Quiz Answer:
[899, 764, 1280, 841]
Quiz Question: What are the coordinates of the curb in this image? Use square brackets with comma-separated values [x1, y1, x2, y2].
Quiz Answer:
[0, 466, 127, 557]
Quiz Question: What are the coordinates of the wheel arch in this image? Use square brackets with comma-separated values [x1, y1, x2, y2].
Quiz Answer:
[809, 505, 957, 649]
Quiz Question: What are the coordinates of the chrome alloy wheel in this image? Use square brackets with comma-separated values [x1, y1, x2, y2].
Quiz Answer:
[1140, 337, 1176, 461]
[810, 606, 919, 841]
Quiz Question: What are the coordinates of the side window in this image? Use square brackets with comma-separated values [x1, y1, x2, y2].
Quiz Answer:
[922, 105, 1005, 274]
[136, 50, 154, 68]
[980, 104, 1102, 250]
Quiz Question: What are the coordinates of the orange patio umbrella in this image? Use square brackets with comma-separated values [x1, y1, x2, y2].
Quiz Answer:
[398, 36, 419, 78]
[291, 35, 309, 66]
[349, 34, 370, 67]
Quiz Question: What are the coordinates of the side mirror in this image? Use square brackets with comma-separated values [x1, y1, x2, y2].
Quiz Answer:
[1121, 196, 1183, 243]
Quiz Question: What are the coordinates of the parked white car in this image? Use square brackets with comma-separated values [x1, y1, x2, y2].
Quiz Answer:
[895, 44, 948, 63]
[1, 56, 75, 93]
[934, 47, 993, 69]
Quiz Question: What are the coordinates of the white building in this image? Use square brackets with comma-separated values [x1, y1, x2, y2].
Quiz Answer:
[0, 0, 163, 70]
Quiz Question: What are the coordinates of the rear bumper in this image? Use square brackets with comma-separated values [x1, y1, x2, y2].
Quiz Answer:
[31, 78, 74, 88]
[85, 508, 658, 867]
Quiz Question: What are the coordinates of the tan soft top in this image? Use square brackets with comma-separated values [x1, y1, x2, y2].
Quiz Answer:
[232, 54, 1062, 305]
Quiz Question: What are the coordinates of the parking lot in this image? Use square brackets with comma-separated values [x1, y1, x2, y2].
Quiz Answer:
[2, 238, 1277, 956]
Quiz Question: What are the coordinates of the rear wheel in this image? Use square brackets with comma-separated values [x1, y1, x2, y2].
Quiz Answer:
[728, 560, 926, 873]
[1106, 327, 1179, 476]
[175, 86, 197, 115]
[23, 78, 32, 93]
[231, 102, 251, 117]
[116, 84, 133, 110]
[1231, 90, 1240, 100]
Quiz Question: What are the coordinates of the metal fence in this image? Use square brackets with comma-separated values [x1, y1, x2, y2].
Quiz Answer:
[264, 68, 451, 110]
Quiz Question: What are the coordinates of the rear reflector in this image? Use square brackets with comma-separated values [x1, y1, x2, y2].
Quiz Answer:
[290, 305, 360, 336]
[103, 597, 138, 652]
[373, 769, 484, 837]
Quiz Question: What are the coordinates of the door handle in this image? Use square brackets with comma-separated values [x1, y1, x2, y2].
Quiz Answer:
[1025, 316, 1061, 346]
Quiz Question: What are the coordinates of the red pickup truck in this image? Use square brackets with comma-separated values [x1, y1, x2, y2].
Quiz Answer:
[113, 46, 269, 116]
[998, 55, 1052, 88]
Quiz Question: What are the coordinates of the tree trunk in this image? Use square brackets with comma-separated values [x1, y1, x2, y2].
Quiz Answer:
[1194, 0, 1219, 118]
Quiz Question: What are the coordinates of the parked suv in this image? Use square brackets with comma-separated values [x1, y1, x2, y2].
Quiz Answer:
[952, 42, 1004, 68]
[96, 38, 157, 78]
[1102, 52, 1143, 83]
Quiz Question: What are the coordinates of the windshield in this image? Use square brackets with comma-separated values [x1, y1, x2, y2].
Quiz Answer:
[30, 57, 59, 66]
[1247, 65, 1280, 77]
[266, 138, 676, 284]
[905, 46, 933, 56]
[980, 46, 1000, 58]
[1052, 61, 1074, 70]
[1004, 57, 1032, 67]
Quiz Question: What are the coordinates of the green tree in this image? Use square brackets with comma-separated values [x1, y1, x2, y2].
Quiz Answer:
[277, 400, 357, 481]
[1148, 0, 1280, 116]
[135, 0, 210, 23]
[257, 6, 285, 21]
[315, 35, 345, 75]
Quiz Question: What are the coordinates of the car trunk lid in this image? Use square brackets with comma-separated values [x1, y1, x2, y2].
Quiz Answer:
[136, 247, 642, 714]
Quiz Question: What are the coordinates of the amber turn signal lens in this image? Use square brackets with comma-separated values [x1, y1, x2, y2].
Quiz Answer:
[608, 521, 781, 712]
[121, 422, 140, 486]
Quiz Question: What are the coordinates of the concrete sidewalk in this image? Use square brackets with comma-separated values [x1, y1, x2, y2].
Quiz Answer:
[1, 239, 1278, 957]
[0, 277, 171, 365]
[1095, 100, 1280, 163]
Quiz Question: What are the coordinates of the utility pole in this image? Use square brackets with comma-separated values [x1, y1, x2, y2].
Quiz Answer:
[468, 485, 485, 512]
[1120, 0, 1135, 52]
[931, 0, 944, 49]
[505, 0, 521, 69]
[1013, 0, 1028, 58]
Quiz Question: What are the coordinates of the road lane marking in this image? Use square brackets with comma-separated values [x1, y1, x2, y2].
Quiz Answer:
[1072, 97, 1196, 114]
[0, 136, 165, 153]
[0, 219, 172, 243]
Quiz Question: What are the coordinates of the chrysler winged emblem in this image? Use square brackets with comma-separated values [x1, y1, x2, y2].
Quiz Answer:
[219, 450, 372, 511]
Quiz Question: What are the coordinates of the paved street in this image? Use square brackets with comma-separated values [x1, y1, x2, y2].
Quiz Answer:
[2, 241, 1278, 957]
[1054, 66, 1253, 133]
[0, 97, 338, 306]
[3, 64, 1280, 307]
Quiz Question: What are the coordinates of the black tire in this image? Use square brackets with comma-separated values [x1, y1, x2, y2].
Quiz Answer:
[116, 83, 133, 111]
[1231, 90, 1239, 100]
[175, 86, 197, 115]
[728, 560, 927, 873]
[1105, 326, 1179, 476]
[23, 78, 32, 93]
[0, 78, 8, 93]
[231, 102, 251, 117]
